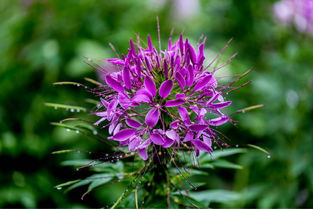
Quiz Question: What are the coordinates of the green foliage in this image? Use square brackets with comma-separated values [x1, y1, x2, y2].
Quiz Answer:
[1, 0, 312, 208]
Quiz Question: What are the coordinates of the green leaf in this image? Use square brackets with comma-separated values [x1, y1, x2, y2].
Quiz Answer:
[190, 190, 241, 205]
[211, 159, 243, 169]
[55, 179, 81, 189]
[172, 194, 208, 208]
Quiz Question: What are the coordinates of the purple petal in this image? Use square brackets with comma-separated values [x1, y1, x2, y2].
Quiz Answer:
[197, 43, 205, 65]
[165, 130, 179, 141]
[170, 120, 180, 129]
[132, 89, 152, 103]
[207, 93, 220, 105]
[175, 72, 186, 90]
[150, 134, 164, 145]
[105, 74, 124, 93]
[189, 124, 208, 131]
[138, 148, 148, 160]
[95, 112, 107, 117]
[144, 76, 157, 97]
[164, 98, 185, 107]
[138, 139, 151, 149]
[208, 116, 229, 126]
[162, 137, 175, 148]
[186, 65, 194, 87]
[188, 43, 197, 64]
[176, 93, 185, 99]
[159, 80, 173, 99]
[123, 68, 132, 89]
[100, 98, 109, 108]
[113, 123, 122, 135]
[112, 129, 136, 141]
[126, 119, 142, 128]
[194, 74, 213, 92]
[145, 108, 160, 127]
[147, 35, 153, 50]
[178, 34, 184, 54]
[192, 139, 213, 152]
[209, 101, 232, 109]
[129, 137, 141, 152]
[163, 61, 169, 78]
[183, 131, 194, 142]
[107, 58, 125, 65]
[178, 106, 191, 124]
[203, 135, 212, 147]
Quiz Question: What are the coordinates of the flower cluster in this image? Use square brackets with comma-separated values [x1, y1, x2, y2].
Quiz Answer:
[273, 0, 313, 34]
[94, 35, 232, 160]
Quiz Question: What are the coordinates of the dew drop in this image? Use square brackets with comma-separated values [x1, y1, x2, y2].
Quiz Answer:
[267, 155, 271, 159]
[93, 130, 98, 135]
[66, 129, 70, 132]
[76, 84, 80, 87]
[76, 109, 80, 112]
[70, 109, 75, 112]
[75, 130, 80, 134]
[84, 86, 88, 89]
[54, 106, 58, 110]
[56, 187, 62, 190]
[105, 154, 109, 157]
[235, 144, 239, 148]
[76, 168, 80, 171]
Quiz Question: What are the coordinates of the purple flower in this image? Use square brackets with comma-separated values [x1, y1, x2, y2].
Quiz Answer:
[273, 0, 313, 35]
[94, 35, 233, 160]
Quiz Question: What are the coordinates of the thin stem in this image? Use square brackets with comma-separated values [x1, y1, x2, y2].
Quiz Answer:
[135, 188, 139, 209]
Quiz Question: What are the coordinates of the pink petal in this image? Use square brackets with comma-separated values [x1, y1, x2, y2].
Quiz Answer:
[192, 139, 213, 152]
[105, 74, 124, 93]
[150, 134, 164, 145]
[112, 129, 136, 141]
[159, 80, 173, 99]
[189, 124, 208, 131]
[188, 43, 197, 64]
[164, 98, 185, 107]
[144, 76, 156, 97]
[186, 65, 194, 87]
[145, 108, 160, 127]
[126, 119, 142, 128]
[138, 148, 148, 160]
[208, 116, 229, 126]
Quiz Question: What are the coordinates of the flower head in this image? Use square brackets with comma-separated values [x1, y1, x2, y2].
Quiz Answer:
[94, 35, 233, 160]
[273, 0, 313, 34]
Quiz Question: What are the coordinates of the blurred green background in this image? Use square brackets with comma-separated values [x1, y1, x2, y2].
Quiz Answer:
[1, 0, 312, 208]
